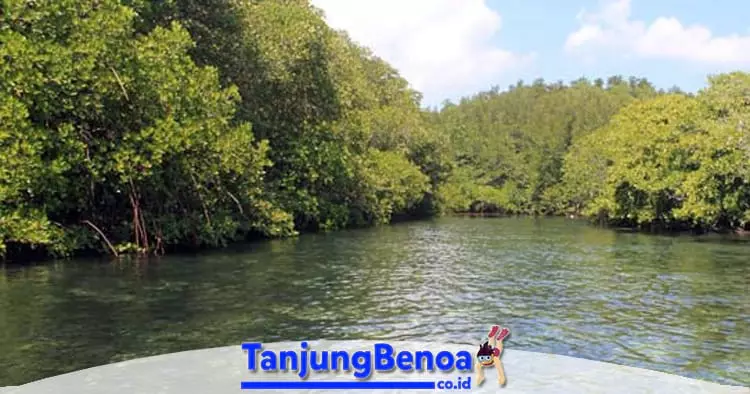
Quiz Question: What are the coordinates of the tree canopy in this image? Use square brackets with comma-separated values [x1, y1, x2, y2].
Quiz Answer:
[1, 0, 749, 261]
[434, 72, 750, 233]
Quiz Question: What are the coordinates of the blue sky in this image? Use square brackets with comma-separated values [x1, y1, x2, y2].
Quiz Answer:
[312, 0, 750, 107]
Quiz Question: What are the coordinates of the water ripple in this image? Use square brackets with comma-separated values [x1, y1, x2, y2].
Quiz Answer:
[0, 217, 748, 387]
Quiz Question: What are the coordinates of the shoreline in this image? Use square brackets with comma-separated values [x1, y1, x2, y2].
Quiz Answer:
[3, 213, 750, 266]
[451, 212, 750, 236]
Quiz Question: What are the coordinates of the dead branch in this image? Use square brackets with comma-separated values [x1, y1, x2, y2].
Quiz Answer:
[226, 190, 244, 215]
[82, 220, 119, 257]
[110, 66, 130, 101]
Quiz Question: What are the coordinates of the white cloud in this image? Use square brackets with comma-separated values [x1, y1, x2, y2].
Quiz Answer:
[311, 0, 535, 106]
[565, 0, 750, 65]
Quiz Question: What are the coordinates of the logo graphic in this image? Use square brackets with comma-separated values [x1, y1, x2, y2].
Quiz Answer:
[238, 327, 512, 390]
[475, 325, 510, 387]
[239, 342, 474, 390]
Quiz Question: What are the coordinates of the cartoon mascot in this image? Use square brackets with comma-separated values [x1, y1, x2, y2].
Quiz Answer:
[475, 325, 510, 387]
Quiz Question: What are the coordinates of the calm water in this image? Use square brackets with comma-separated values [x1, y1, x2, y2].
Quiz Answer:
[0, 217, 748, 387]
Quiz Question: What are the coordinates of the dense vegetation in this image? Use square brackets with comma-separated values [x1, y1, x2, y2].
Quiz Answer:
[1, 0, 749, 261]
[436, 74, 750, 233]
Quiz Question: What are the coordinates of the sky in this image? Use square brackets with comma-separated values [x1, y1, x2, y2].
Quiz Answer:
[310, 0, 750, 107]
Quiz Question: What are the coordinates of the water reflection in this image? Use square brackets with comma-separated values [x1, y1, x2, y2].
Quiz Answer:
[0, 217, 748, 386]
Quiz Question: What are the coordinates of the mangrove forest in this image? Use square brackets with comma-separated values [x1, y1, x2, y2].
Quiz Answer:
[2, 0, 750, 261]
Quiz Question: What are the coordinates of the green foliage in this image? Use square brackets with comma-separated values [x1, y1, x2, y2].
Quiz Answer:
[0, 0, 438, 260]
[557, 74, 750, 230]
[432, 77, 654, 214]
[432, 71, 750, 232]
[575, 95, 705, 224]
[358, 149, 429, 224]
[0, 0, 290, 259]
[3, 0, 749, 261]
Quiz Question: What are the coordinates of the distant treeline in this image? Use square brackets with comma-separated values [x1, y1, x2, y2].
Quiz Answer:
[1, 0, 749, 261]
[434, 73, 750, 233]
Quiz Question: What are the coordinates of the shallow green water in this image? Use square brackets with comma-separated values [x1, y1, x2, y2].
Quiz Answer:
[1, 217, 748, 387]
